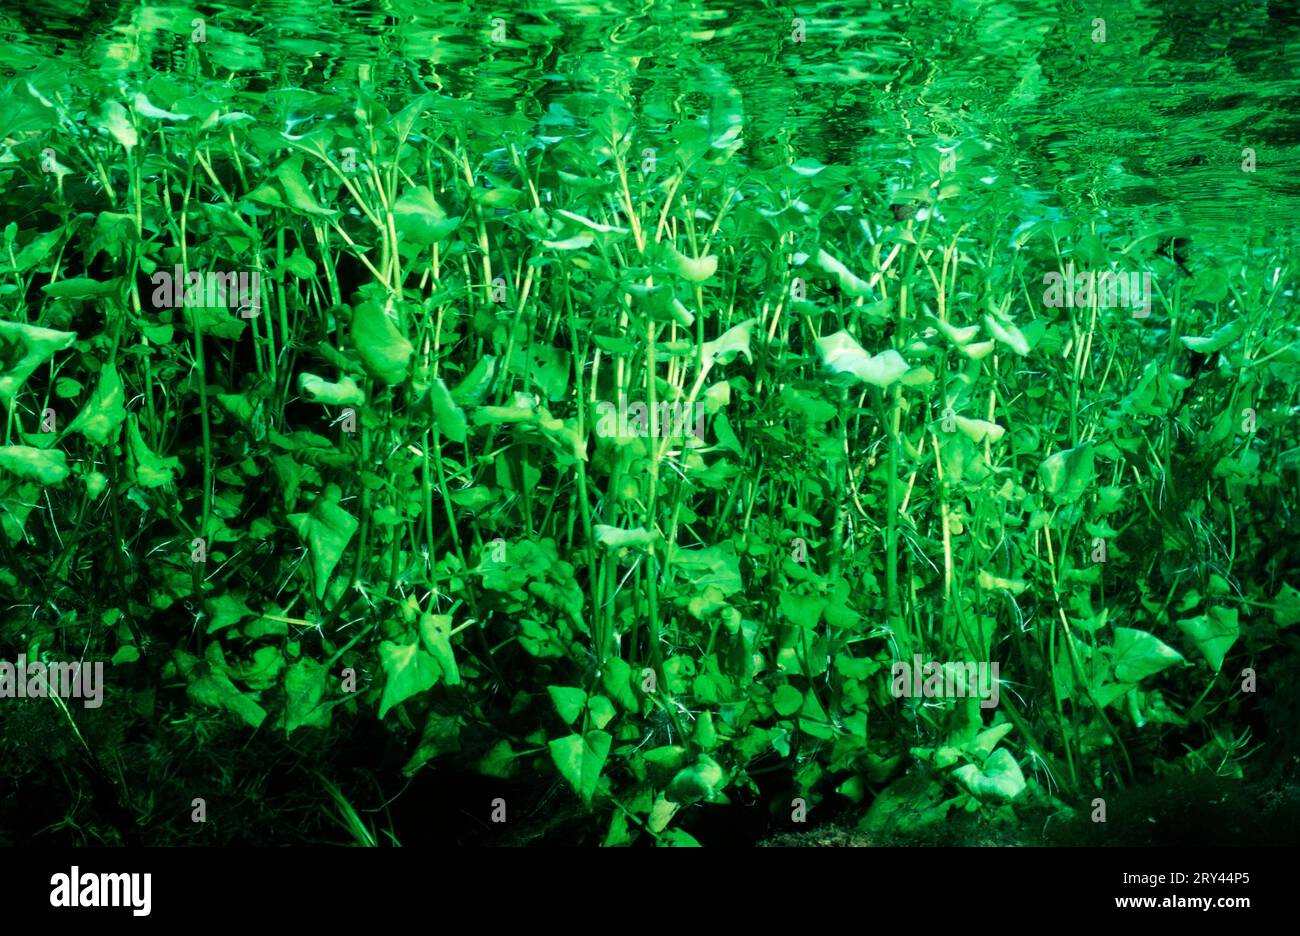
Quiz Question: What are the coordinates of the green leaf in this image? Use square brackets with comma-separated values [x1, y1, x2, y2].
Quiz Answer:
[0, 321, 77, 401]
[0, 229, 62, 275]
[642, 746, 690, 786]
[282, 249, 316, 279]
[547, 685, 588, 724]
[956, 340, 996, 360]
[555, 209, 628, 235]
[377, 638, 441, 718]
[601, 658, 639, 711]
[780, 385, 837, 423]
[816, 330, 908, 387]
[701, 318, 756, 368]
[351, 300, 413, 385]
[273, 157, 338, 217]
[671, 543, 742, 596]
[96, 101, 137, 150]
[953, 415, 1005, 444]
[0, 446, 69, 484]
[814, 248, 873, 296]
[401, 712, 462, 775]
[85, 213, 136, 267]
[588, 694, 616, 730]
[429, 377, 467, 442]
[963, 723, 1015, 761]
[1186, 268, 1229, 304]
[779, 590, 826, 630]
[983, 313, 1030, 355]
[283, 658, 333, 733]
[418, 612, 460, 686]
[1093, 682, 1135, 709]
[671, 247, 718, 283]
[232, 646, 285, 690]
[126, 415, 179, 488]
[692, 711, 718, 751]
[648, 794, 679, 834]
[450, 356, 496, 406]
[68, 364, 126, 445]
[393, 186, 461, 245]
[298, 372, 365, 406]
[204, 593, 255, 634]
[0, 482, 41, 543]
[666, 754, 726, 804]
[594, 524, 657, 550]
[133, 91, 190, 121]
[1112, 627, 1185, 683]
[83, 472, 107, 498]
[508, 341, 570, 401]
[1181, 320, 1245, 354]
[1039, 443, 1095, 504]
[542, 233, 595, 250]
[40, 277, 120, 299]
[952, 749, 1026, 803]
[187, 669, 267, 728]
[927, 315, 981, 346]
[548, 730, 612, 807]
[478, 740, 517, 778]
[1177, 608, 1238, 672]
[977, 569, 1027, 595]
[287, 498, 358, 600]
[1272, 583, 1300, 629]
[773, 685, 803, 717]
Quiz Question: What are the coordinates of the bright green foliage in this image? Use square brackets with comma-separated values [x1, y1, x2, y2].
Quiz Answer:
[1, 1, 1297, 849]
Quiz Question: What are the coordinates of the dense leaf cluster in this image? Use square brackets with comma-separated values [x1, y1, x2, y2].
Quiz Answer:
[1, 11, 1297, 845]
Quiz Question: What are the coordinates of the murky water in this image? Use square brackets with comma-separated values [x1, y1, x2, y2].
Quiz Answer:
[5, 0, 1298, 251]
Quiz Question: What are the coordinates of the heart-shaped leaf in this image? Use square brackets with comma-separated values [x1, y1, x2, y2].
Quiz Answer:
[0, 321, 77, 401]
[126, 416, 179, 488]
[547, 685, 588, 724]
[393, 186, 461, 245]
[1039, 443, 1095, 504]
[953, 415, 1005, 443]
[953, 748, 1026, 803]
[701, 318, 755, 368]
[68, 364, 126, 445]
[351, 300, 413, 385]
[549, 730, 612, 807]
[671, 247, 718, 283]
[418, 612, 460, 686]
[377, 638, 441, 718]
[287, 498, 358, 599]
[283, 658, 333, 734]
[96, 101, 137, 150]
[1176, 608, 1238, 672]
[816, 330, 908, 387]
[1112, 627, 1185, 683]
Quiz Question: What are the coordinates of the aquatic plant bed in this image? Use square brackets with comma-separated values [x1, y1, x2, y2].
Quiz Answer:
[1, 3, 1298, 847]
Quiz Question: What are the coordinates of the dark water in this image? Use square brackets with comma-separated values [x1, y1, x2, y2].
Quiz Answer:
[4, 0, 1299, 249]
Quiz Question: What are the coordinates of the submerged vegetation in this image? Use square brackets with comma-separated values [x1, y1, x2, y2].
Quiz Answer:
[1, 1, 1298, 846]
